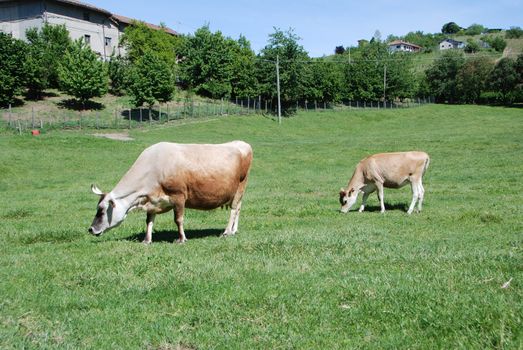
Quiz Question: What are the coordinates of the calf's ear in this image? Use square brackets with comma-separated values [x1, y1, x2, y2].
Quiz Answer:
[109, 199, 116, 208]
[91, 184, 104, 196]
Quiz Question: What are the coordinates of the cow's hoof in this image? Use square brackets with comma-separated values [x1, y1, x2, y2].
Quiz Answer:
[221, 231, 235, 237]
[175, 238, 187, 244]
[142, 240, 151, 245]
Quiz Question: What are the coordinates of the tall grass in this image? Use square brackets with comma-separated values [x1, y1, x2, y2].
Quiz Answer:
[0, 105, 521, 349]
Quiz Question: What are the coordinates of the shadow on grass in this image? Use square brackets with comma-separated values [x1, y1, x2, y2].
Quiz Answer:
[125, 228, 223, 243]
[355, 203, 408, 213]
[57, 98, 104, 111]
[120, 108, 172, 122]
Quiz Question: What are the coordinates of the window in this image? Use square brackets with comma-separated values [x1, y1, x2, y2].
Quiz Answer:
[83, 12, 90, 21]
[84, 34, 91, 45]
[104, 37, 111, 46]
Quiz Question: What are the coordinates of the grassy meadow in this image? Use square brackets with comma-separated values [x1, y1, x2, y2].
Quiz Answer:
[0, 104, 522, 349]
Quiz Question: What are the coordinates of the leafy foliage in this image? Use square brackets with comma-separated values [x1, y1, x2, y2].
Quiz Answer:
[425, 50, 465, 103]
[26, 24, 72, 89]
[505, 26, 523, 39]
[488, 57, 519, 103]
[127, 50, 175, 107]
[178, 26, 235, 98]
[120, 21, 181, 68]
[257, 28, 310, 112]
[107, 54, 129, 96]
[335, 46, 346, 55]
[57, 39, 108, 105]
[456, 57, 493, 103]
[464, 24, 486, 36]
[0, 33, 27, 106]
[442, 22, 461, 34]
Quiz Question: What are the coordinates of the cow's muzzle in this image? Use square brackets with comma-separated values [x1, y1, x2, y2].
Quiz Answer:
[88, 227, 102, 236]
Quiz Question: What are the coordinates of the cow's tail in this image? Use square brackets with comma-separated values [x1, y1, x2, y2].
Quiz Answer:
[422, 155, 430, 176]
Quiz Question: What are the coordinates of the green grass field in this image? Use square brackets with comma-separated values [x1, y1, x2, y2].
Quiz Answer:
[1, 105, 522, 349]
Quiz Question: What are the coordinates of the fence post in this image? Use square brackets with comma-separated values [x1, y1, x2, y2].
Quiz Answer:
[159, 104, 162, 123]
[17, 120, 22, 135]
[79, 110, 82, 130]
[8, 104, 12, 128]
[139, 107, 143, 124]
[31, 107, 35, 129]
[149, 107, 152, 125]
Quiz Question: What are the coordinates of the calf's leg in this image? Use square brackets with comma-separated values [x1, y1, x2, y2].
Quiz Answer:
[407, 180, 420, 215]
[417, 182, 425, 212]
[359, 191, 371, 213]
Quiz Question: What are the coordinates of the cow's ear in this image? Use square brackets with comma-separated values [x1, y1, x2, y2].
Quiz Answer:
[91, 184, 103, 196]
[340, 188, 345, 194]
[109, 199, 116, 208]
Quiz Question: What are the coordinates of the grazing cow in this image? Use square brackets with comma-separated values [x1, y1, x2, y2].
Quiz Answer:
[89, 141, 253, 244]
[339, 151, 430, 214]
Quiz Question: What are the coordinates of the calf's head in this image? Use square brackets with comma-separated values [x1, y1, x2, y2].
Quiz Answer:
[339, 187, 358, 213]
[88, 184, 127, 235]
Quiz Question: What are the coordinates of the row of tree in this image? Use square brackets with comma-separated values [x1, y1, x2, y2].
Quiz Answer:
[1, 23, 522, 112]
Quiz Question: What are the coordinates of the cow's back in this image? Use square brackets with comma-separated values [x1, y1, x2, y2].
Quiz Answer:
[155, 142, 252, 209]
[362, 151, 428, 187]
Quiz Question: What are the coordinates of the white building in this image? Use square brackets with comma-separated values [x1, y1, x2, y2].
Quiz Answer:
[388, 40, 422, 53]
[0, 0, 176, 60]
[439, 38, 465, 50]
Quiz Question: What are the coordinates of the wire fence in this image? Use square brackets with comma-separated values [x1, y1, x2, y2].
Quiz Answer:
[1, 97, 434, 134]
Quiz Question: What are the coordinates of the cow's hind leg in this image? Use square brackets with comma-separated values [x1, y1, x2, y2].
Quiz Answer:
[223, 181, 247, 237]
[417, 181, 425, 213]
[171, 196, 187, 243]
[143, 213, 155, 244]
[407, 179, 420, 215]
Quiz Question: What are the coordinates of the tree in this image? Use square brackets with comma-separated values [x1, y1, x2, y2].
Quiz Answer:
[344, 41, 415, 101]
[505, 26, 523, 39]
[442, 22, 461, 34]
[107, 54, 129, 96]
[127, 50, 175, 107]
[465, 24, 486, 36]
[256, 28, 310, 113]
[456, 57, 493, 103]
[26, 24, 71, 89]
[335, 46, 345, 55]
[0, 33, 27, 106]
[230, 35, 259, 98]
[488, 57, 518, 104]
[120, 21, 181, 68]
[489, 36, 507, 52]
[304, 58, 344, 102]
[464, 39, 480, 53]
[58, 39, 108, 106]
[178, 25, 236, 98]
[425, 50, 465, 103]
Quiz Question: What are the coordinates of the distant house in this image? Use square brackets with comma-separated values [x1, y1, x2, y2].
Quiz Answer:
[439, 38, 465, 50]
[0, 0, 176, 60]
[388, 40, 422, 53]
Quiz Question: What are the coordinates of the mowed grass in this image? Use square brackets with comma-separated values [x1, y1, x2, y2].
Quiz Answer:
[0, 105, 522, 349]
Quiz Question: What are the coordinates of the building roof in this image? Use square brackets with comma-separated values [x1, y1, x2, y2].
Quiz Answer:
[388, 40, 422, 49]
[48, 0, 112, 16]
[441, 38, 464, 45]
[111, 14, 177, 36]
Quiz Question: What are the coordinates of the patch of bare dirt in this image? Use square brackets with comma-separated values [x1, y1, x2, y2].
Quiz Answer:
[92, 133, 134, 141]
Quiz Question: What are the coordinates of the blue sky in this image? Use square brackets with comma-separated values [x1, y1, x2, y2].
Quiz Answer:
[88, 0, 523, 57]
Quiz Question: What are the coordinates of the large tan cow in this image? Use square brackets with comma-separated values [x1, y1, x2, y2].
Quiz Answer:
[89, 141, 253, 244]
[339, 151, 430, 214]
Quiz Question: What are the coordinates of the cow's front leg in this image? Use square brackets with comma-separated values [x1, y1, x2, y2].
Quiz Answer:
[143, 213, 155, 244]
[376, 183, 385, 213]
[359, 191, 370, 213]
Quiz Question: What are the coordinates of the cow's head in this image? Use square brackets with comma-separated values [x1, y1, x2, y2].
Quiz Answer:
[88, 184, 127, 235]
[339, 187, 358, 213]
